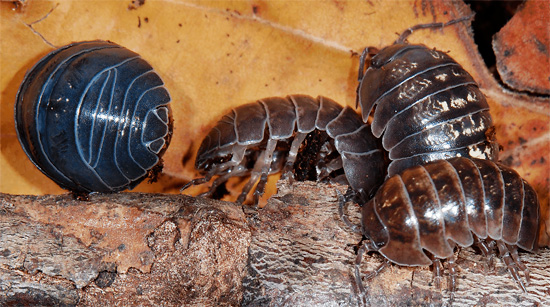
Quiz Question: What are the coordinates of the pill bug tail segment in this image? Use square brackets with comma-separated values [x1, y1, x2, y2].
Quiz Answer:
[394, 13, 476, 45]
[352, 157, 540, 294]
[183, 95, 386, 206]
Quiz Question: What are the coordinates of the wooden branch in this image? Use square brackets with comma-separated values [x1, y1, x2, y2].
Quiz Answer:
[1, 181, 549, 306]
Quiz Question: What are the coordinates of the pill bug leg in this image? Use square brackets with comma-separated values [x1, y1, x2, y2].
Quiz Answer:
[236, 138, 278, 205]
[180, 177, 209, 192]
[280, 132, 308, 182]
[317, 144, 345, 181]
[181, 145, 247, 195]
[509, 246, 530, 285]
[431, 254, 458, 298]
[497, 241, 529, 292]
[353, 240, 391, 306]
[337, 189, 362, 234]
[447, 254, 458, 296]
[197, 165, 248, 198]
[432, 258, 443, 289]
[474, 238, 497, 269]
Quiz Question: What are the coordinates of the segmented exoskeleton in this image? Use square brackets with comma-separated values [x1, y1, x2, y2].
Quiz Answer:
[356, 15, 499, 177]
[340, 157, 540, 297]
[183, 95, 386, 205]
[15, 41, 172, 194]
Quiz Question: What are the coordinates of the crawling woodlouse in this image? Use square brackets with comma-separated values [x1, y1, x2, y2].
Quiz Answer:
[340, 157, 540, 296]
[356, 16, 499, 176]
[15, 41, 173, 194]
[182, 95, 386, 205]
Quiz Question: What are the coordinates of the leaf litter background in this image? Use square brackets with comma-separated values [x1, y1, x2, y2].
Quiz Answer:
[1, 0, 548, 245]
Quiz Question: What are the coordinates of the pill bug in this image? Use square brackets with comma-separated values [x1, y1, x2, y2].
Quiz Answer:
[340, 157, 540, 296]
[15, 40, 173, 194]
[182, 95, 386, 205]
[356, 16, 499, 176]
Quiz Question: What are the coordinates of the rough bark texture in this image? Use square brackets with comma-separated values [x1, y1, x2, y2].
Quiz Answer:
[1, 181, 549, 306]
[0, 192, 251, 306]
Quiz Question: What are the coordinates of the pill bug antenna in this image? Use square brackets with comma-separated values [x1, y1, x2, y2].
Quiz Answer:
[394, 13, 476, 44]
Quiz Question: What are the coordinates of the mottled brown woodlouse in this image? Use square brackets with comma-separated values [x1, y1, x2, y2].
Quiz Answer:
[182, 95, 386, 205]
[340, 157, 540, 295]
[356, 15, 499, 177]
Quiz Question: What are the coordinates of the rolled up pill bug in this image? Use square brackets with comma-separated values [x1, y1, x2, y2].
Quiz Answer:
[15, 40, 173, 194]
[356, 16, 499, 176]
[182, 95, 387, 205]
[340, 157, 540, 298]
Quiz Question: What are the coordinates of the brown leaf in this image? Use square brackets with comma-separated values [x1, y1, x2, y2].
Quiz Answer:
[493, 0, 550, 95]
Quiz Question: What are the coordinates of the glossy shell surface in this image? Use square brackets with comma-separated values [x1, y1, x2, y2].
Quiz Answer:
[15, 40, 172, 193]
[191, 95, 386, 203]
[357, 44, 499, 176]
[362, 157, 540, 265]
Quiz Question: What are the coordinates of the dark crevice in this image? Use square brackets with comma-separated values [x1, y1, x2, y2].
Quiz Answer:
[464, 0, 524, 77]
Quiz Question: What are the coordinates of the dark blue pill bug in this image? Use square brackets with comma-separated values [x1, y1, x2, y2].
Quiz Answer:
[15, 40, 173, 193]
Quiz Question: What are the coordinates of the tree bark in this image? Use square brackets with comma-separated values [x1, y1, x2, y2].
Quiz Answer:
[1, 181, 549, 306]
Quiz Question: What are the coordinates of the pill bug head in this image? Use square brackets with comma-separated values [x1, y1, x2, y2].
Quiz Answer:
[194, 127, 288, 175]
[195, 137, 231, 172]
[15, 40, 173, 193]
[193, 107, 252, 173]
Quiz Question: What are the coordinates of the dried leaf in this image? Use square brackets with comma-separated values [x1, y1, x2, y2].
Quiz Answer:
[1, 0, 548, 243]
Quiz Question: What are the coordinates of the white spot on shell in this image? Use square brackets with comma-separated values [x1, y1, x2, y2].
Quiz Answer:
[435, 73, 448, 81]
[466, 91, 477, 102]
[450, 97, 467, 108]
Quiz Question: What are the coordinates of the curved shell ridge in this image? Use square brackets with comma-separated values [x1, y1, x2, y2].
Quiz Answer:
[333, 124, 381, 156]
[73, 53, 145, 171]
[405, 164, 454, 258]
[423, 159, 473, 247]
[77, 69, 113, 165]
[470, 158, 505, 240]
[517, 180, 540, 251]
[126, 81, 170, 172]
[447, 157, 488, 239]
[388, 109, 493, 159]
[499, 164, 525, 245]
[376, 175, 432, 266]
[315, 96, 343, 131]
[196, 108, 238, 165]
[234, 101, 268, 145]
[382, 81, 484, 150]
[288, 95, 319, 133]
[361, 197, 389, 248]
[371, 62, 464, 136]
[260, 97, 297, 140]
[326, 106, 364, 139]
[386, 143, 496, 176]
